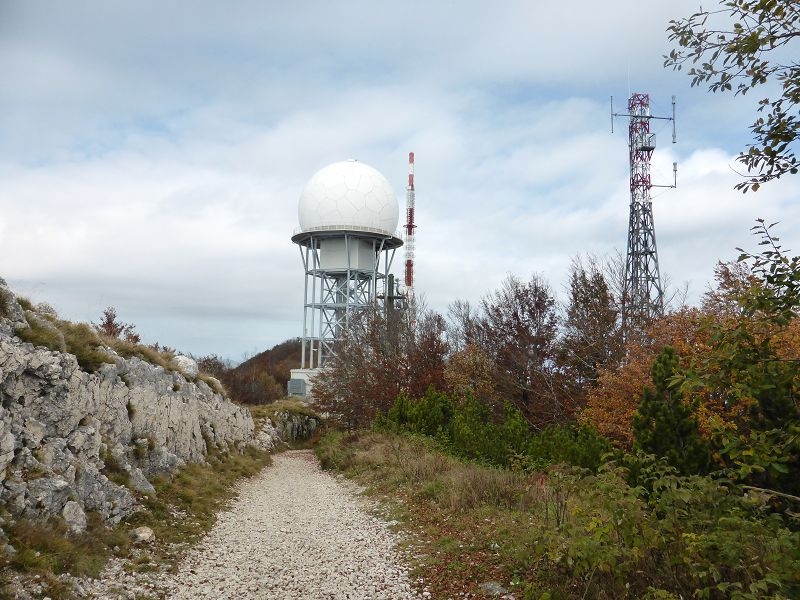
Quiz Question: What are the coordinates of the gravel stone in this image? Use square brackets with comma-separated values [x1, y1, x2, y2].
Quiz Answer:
[84, 450, 421, 599]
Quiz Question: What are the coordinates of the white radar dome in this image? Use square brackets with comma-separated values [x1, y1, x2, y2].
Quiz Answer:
[298, 160, 399, 234]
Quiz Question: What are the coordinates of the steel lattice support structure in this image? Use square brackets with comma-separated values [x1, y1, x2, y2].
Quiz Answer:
[292, 229, 401, 369]
[621, 93, 667, 336]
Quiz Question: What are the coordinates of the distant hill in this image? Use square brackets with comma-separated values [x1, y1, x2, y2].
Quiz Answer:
[201, 338, 301, 405]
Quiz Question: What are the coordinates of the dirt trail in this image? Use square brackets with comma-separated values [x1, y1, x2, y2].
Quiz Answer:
[84, 450, 421, 599]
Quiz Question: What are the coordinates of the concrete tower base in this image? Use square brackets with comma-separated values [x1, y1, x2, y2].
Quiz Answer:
[287, 368, 318, 399]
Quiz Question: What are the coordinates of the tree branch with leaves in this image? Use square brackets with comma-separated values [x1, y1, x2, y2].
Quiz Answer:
[665, 0, 800, 191]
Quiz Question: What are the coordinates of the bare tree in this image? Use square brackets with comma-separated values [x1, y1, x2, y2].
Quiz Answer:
[94, 306, 141, 344]
[559, 255, 623, 401]
[446, 298, 482, 352]
[312, 301, 449, 429]
[478, 274, 565, 428]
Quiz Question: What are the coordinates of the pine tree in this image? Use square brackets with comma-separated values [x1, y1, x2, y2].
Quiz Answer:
[633, 346, 711, 474]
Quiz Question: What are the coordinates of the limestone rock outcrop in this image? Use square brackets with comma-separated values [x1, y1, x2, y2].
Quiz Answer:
[270, 410, 320, 444]
[0, 278, 255, 531]
[251, 410, 320, 452]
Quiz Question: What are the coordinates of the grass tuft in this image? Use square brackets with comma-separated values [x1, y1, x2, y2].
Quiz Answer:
[15, 316, 113, 373]
[4, 513, 129, 580]
[15, 296, 33, 312]
[197, 373, 227, 396]
[126, 446, 271, 553]
[15, 318, 66, 353]
[100, 445, 131, 488]
[0, 288, 10, 319]
[102, 337, 176, 373]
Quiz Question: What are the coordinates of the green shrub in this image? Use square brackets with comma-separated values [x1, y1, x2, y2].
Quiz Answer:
[381, 390, 611, 470]
[321, 430, 800, 599]
[525, 424, 612, 472]
[315, 430, 357, 471]
[449, 396, 506, 464]
[385, 391, 412, 428]
[633, 347, 711, 475]
[531, 455, 800, 599]
[408, 388, 454, 436]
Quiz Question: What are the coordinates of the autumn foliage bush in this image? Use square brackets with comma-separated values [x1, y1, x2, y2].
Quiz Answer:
[580, 260, 800, 449]
[580, 307, 709, 447]
[583, 223, 800, 499]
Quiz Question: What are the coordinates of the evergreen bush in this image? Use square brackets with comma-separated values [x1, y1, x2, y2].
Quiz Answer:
[381, 390, 611, 470]
[633, 346, 711, 475]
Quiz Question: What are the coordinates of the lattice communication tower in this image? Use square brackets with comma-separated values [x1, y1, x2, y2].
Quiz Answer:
[613, 93, 676, 336]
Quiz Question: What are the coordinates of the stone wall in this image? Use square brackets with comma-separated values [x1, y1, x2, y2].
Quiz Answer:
[0, 278, 256, 533]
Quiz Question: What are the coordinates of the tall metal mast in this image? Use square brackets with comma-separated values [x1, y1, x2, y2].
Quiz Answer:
[404, 151, 416, 299]
[612, 93, 677, 337]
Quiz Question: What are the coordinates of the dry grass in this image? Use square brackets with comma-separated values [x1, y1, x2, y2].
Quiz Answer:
[251, 398, 320, 420]
[15, 296, 33, 311]
[102, 336, 176, 372]
[319, 432, 535, 512]
[442, 465, 531, 512]
[316, 430, 800, 599]
[196, 373, 227, 396]
[316, 431, 542, 596]
[0, 288, 15, 319]
[0, 511, 131, 599]
[16, 317, 114, 372]
[10, 303, 231, 395]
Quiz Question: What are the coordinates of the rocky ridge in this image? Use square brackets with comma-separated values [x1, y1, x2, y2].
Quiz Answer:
[0, 278, 257, 538]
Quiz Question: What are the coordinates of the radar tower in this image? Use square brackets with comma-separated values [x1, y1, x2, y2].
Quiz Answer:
[287, 160, 403, 398]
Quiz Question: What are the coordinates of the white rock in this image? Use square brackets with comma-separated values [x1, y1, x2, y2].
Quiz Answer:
[172, 355, 199, 379]
[62, 500, 87, 534]
[129, 526, 155, 543]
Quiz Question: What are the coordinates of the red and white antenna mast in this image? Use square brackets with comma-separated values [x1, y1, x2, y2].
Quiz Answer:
[404, 151, 416, 298]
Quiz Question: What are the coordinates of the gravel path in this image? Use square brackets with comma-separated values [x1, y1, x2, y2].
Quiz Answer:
[130, 450, 422, 599]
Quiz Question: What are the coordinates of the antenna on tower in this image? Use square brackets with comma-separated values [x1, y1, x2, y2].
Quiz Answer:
[611, 93, 678, 338]
[404, 151, 416, 300]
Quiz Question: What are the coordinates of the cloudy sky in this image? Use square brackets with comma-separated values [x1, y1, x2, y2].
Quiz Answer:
[2, 1, 798, 360]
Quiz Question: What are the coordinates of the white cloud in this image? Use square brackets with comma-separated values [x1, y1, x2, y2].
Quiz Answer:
[1, 0, 797, 358]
